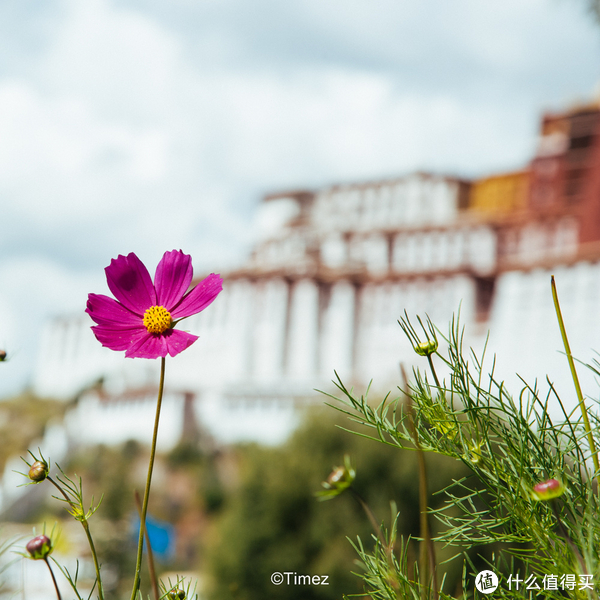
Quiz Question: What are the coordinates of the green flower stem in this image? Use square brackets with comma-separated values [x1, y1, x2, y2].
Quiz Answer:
[348, 487, 387, 550]
[134, 489, 159, 600]
[401, 364, 438, 600]
[81, 521, 102, 599]
[551, 500, 587, 576]
[550, 276, 600, 486]
[48, 476, 104, 600]
[44, 557, 62, 600]
[414, 431, 437, 600]
[426, 355, 441, 390]
[130, 356, 166, 600]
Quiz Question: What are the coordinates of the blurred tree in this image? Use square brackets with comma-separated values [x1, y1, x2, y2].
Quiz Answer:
[204, 406, 473, 600]
[63, 438, 225, 599]
[0, 391, 65, 473]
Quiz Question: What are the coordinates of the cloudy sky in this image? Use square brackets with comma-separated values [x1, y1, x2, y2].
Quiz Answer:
[0, 0, 599, 396]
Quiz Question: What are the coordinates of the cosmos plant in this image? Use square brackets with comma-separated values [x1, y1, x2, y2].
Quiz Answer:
[18, 250, 222, 600]
[86, 250, 222, 359]
[321, 277, 600, 598]
[13, 260, 600, 598]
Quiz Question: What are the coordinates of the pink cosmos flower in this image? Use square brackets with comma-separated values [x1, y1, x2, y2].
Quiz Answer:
[86, 250, 223, 359]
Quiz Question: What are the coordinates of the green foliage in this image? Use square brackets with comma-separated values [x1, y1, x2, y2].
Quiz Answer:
[326, 314, 600, 598]
[66, 441, 141, 522]
[204, 408, 471, 600]
[166, 441, 225, 514]
[60, 439, 225, 598]
[0, 391, 65, 473]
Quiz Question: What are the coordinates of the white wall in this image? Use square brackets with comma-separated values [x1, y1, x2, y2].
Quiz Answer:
[31, 168, 600, 447]
[487, 263, 600, 421]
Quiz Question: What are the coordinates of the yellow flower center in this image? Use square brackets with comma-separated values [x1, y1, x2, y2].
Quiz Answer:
[143, 305, 173, 334]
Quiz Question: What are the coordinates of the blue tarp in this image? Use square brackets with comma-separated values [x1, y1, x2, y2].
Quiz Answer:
[132, 513, 175, 560]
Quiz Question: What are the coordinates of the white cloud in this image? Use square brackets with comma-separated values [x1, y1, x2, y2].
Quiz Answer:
[0, 81, 176, 231]
[41, 0, 183, 116]
[0, 0, 599, 394]
[0, 256, 101, 396]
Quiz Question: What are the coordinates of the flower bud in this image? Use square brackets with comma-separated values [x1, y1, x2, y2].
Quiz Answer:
[464, 442, 483, 465]
[0, 349, 6, 361]
[414, 339, 438, 357]
[168, 590, 185, 600]
[26, 535, 52, 560]
[322, 458, 355, 492]
[531, 478, 564, 501]
[326, 466, 346, 487]
[28, 460, 49, 483]
[317, 455, 356, 500]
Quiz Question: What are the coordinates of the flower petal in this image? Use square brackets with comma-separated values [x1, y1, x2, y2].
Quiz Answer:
[105, 253, 156, 315]
[91, 324, 147, 352]
[163, 329, 199, 357]
[86, 294, 141, 327]
[171, 273, 223, 320]
[154, 250, 194, 310]
[125, 332, 169, 359]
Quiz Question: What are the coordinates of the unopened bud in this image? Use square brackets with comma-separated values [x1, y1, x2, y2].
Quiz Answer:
[26, 535, 52, 560]
[0, 350, 6, 362]
[326, 466, 346, 487]
[531, 478, 564, 501]
[414, 339, 438, 357]
[322, 458, 355, 492]
[28, 460, 49, 483]
[168, 591, 185, 600]
[464, 442, 483, 465]
[317, 455, 356, 500]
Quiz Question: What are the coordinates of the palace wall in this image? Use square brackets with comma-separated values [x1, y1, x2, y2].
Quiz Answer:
[31, 101, 600, 446]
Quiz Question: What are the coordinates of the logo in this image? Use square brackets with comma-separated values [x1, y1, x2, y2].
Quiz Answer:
[475, 570, 499, 594]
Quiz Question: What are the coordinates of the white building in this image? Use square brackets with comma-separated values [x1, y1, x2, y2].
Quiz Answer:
[32, 130, 600, 450]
